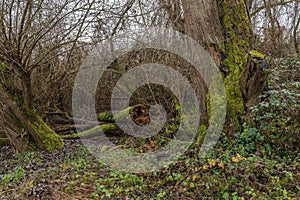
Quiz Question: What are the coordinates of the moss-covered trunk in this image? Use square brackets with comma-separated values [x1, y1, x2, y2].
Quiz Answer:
[181, 0, 266, 132]
[219, 0, 251, 131]
[0, 86, 64, 152]
[182, 0, 250, 132]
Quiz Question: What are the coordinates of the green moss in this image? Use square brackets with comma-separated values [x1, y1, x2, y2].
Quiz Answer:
[249, 50, 264, 60]
[206, 93, 211, 118]
[196, 124, 207, 145]
[0, 138, 9, 145]
[97, 105, 143, 123]
[62, 124, 117, 139]
[26, 108, 64, 151]
[221, 1, 250, 130]
[114, 106, 133, 120]
[97, 113, 115, 122]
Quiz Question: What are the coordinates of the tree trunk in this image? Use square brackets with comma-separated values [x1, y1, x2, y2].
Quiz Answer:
[182, 0, 224, 59]
[293, 1, 300, 54]
[181, 0, 266, 132]
[21, 72, 34, 109]
[180, 0, 224, 126]
[219, 0, 251, 131]
[0, 86, 64, 152]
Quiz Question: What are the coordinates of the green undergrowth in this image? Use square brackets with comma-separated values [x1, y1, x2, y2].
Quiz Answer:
[0, 137, 299, 199]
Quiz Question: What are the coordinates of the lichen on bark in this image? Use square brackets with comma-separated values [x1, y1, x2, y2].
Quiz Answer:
[220, 0, 250, 131]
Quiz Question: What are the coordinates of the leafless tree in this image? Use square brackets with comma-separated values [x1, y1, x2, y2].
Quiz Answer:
[250, 0, 299, 56]
[292, 0, 300, 53]
[0, 0, 95, 151]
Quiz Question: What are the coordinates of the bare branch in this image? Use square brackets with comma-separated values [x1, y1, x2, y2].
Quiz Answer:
[251, 0, 294, 17]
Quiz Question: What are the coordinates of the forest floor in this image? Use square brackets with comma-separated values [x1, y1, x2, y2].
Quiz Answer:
[0, 135, 299, 200]
[0, 56, 299, 200]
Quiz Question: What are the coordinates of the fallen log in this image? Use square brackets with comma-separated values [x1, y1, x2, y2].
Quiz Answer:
[52, 124, 92, 133]
[51, 121, 109, 133]
[96, 104, 150, 124]
[61, 124, 117, 139]
[62, 104, 150, 139]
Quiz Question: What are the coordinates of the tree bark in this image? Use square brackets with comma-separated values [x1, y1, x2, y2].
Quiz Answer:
[219, 0, 251, 131]
[182, 0, 224, 55]
[180, 0, 266, 131]
[293, 1, 300, 54]
[181, 0, 245, 131]
[0, 86, 64, 152]
[21, 72, 34, 108]
[179, 0, 224, 126]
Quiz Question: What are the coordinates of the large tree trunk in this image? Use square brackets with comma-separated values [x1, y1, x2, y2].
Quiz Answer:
[0, 86, 64, 152]
[181, 0, 266, 132]
[182, 0, 224, 62]
[179, 0, 224, 126]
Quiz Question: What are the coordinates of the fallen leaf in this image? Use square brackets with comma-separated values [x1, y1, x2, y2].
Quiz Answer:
[218, 162, 224, 169]
[192, 174, 200, 181]
[232, 156, 239, 163]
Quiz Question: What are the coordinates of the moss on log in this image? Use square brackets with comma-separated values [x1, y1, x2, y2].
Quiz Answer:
[97, 104, 149, 124]
[96, 106, 134, 122]
[61, 124, 117, 139]
[27, 109, 64, 151]
[63, 104, 150, 139]
[0, 86, 64, 151]
[97, 113, 115, 122]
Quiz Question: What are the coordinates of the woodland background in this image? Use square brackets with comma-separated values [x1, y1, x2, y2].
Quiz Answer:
[0, 0, 299, 199]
